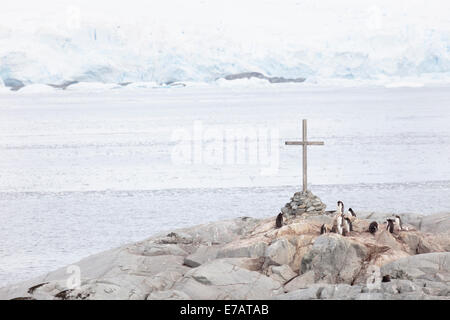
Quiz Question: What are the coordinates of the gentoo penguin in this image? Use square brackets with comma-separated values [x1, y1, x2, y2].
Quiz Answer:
[344, 217, 353, 232]
[337, 201, 344, 215]
[342, 217, 350, 236]
[386, 219, 395, 233]
[348, 208, 356, 217]
[275, 212, 284, 228]
[320, 224, 328, 234]
[336, 201, 345, 235]
[395, 215, 403, 231]
[336, 214, 343, 235]
[369, 221, 378, 234]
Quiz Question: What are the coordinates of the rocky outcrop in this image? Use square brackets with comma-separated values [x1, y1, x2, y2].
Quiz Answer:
[3, 78, 25, 91]
[222, 72, 306, 84]
[0, 210, 448, 300]
[381, 252, 449, 283]
[278, 252, 450, 300]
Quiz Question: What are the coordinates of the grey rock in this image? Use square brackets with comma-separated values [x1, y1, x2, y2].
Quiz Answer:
[275, 283, 363, 300]
[173, 260, 282, 299]
[222, 72, 306, 84]
[419, 212, 450, 233]
[265, 239, 296, 266]
[184, 245, 222, 268]
[147, 289, 191, 300]
[155, 216, 260, 245]
[4, 78, 25, 91]
[128, 243, 188, 257]
[300, 234, 368, 284]
[217, 241, 267, 259]
[381, 279, 417, 294]
[269, 265, 297, 283]
[381, 252, 450, 283]
[284, 270, 315, 292]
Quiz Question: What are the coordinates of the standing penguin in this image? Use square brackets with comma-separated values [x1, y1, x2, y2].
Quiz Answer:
[344, 217, 353, 232]
[335, 201, 344, 235]
[275, 212, 284, 228]
[348, 208, 356, 217]
[386, 219, 395, 233]
[336, 214, 343, 235]
[369, 221, 378, 234]
[342, 217, 350, 236]
[337, 201, 344, 215]
[320, 224, 328, 234]
[395, 215, 403, 231]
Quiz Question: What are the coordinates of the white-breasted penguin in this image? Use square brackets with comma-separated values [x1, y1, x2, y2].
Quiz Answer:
[332, 201, 345, 235]
[336, 214, 343, 235]
[395, 215, 403, 231]
[337, 201, 344, 215]
[275, 212, 284, 228]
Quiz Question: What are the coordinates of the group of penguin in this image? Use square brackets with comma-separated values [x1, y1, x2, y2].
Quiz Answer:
[275, 200, 406, 236]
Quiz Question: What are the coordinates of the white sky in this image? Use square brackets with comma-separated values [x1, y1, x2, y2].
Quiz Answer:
[1, 0, 450, 35]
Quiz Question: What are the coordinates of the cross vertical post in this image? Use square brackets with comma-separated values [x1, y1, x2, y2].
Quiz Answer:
[285, 119, 324, 193]
[302, 119, 307, 192]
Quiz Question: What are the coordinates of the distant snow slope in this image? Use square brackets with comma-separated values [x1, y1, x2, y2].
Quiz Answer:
[1, 0, 450, 86]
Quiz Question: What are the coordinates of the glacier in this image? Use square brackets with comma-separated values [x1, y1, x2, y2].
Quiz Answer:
[1, 0, 450, 87]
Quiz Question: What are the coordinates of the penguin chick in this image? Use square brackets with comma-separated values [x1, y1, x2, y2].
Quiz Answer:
[369, 221, 378, 234]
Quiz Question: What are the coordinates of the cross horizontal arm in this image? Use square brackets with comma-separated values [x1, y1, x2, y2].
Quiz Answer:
[285, 141, 324, 145]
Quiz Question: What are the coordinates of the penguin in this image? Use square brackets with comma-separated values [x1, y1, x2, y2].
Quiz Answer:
[386, 219, 395, 233]
[368, 221, 378, 234]
[331, 201, 345, 235]
[395, 215, 403, 231]
[337, 201, 344, 215]
[342, 217, 351, 236]
[348, 208, 356, 217]
[336, 214, 343, 235]
[275, 212, 284, 228]
[320, 224, 328, 234]
[344, 217, 353, 232]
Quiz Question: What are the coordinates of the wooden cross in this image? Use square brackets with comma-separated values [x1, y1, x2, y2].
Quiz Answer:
[285, 119, 324, 192]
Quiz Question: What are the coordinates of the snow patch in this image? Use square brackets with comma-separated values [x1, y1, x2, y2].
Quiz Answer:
[17, 84, 58, 94]
[65, 82, 122, 92]
[384, 82, 425, 88]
